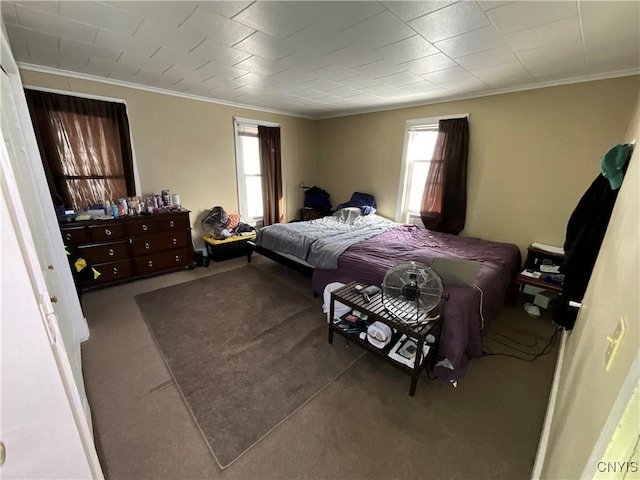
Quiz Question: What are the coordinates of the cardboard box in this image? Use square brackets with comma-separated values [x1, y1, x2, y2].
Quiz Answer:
[534, 290, 558, 309]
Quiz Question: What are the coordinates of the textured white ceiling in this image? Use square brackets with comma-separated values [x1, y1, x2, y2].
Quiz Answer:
[3, 1, 639, 119]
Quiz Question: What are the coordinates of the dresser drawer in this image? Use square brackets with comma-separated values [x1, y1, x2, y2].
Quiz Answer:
[78, 241, 129, 264]
[130, 231, 190, 257]
[127, 218, 160, 236]
[86, 259, 133, 285]
[156, 214, 187, 232]
[61, 226, 88, 244]
[133, 248, 192, 275]
[88, 223, 126, 242]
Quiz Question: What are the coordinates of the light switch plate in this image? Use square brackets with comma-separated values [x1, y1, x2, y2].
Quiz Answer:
[605, 317, 626, 371]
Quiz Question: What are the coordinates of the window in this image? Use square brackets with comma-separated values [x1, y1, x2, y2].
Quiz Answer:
[233, 117, 280, 224]
[234, 124, 263, 222]
[397, 122, 439, 224]
[25, 89, 137, 211]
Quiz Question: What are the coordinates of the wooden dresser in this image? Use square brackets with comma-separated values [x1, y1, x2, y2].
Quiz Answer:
[60, 210, 195, 290]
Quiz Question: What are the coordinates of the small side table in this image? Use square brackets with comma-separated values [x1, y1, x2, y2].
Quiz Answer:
[299, 208, 332, 221]
[515, 245, 565, 293]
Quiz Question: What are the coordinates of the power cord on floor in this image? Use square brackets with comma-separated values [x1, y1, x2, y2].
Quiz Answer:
[482, 326, 560, 362]
[486, 329, 539, 348]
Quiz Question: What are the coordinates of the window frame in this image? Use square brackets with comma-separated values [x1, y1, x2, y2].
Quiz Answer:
[233, 116, 279, 224]
[395, 113, 469, 225]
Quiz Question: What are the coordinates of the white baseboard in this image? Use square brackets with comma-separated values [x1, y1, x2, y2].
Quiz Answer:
[531, 328, 568, 480]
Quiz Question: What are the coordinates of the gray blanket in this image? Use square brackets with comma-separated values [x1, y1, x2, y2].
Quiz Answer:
[256, 214, 396, 269]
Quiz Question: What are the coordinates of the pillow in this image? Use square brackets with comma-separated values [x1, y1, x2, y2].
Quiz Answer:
[227, 214, 241, 230]
[333, 207, 363, 224]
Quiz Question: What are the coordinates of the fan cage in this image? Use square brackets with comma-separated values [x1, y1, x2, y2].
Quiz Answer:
[382, 261, 443, 326]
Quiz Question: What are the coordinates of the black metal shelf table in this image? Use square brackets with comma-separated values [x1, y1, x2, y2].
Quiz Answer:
[328, 281, 442, 396]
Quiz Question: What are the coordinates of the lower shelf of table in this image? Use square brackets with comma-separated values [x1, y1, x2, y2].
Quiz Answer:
[329, 325, 430, 375]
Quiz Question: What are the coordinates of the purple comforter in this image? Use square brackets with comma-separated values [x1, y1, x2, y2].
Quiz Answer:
[312, 225, 521, 382]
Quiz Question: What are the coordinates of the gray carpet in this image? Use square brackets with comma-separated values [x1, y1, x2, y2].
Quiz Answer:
[135, 265, 361, 468]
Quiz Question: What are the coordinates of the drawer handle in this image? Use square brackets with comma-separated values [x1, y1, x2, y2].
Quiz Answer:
[172, 238, 177, 245]
[175, 255, 180, 262]
[142, 224, 148, 231]
[65, 233, 72, 240]
[148, 260, 153, 267]
[105, 229, 112, 236]
[113, 267, 118, 275]
[169, 220, 175, 227]
[108, 248, 114, 256]
[145, 242, 150, 250]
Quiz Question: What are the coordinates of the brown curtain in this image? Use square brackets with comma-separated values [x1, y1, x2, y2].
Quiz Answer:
[25, 89, 135, 210]
[420, 118, 469, 235]
[258, 126, 283, 225]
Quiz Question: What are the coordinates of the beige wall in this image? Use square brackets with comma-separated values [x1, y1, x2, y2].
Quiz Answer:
[317, 76, 639, 256]
[540, 88, 639, 479]
[19, 69, 319, 249]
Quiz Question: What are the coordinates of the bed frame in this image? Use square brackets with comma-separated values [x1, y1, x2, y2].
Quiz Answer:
[247, 240, 314, 277]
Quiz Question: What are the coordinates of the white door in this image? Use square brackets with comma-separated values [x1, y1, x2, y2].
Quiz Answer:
[0, 129, 103, 478]
[0, 28, 91, 422]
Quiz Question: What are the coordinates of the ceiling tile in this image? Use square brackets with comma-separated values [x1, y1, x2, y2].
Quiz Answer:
[150, 46, 210, 71]
[372, 35, 439, 64]
[361, 83, 405, 97]
[381, 1, 457, 22]
[267, 70, 317, 88]
[14, 1, 59, 15]
[423, 66, 472, 84]
[59, 37, 121, 63]
[195, 62, 249, 81]
[311, 64, 359, 82]
[342, 11, 415, 50]
[182, 39, 251, 67]
[234, 32, 298, 62]
[106, 1, 198, 28]
[516, 39, 586, 78]
[323, 42, 383, 69]
[585, 36, 640, 74]
[59, 2, 143, 36]
[275, 51, 333, 73]
[94, 28, 160, 58]
[455, 46, 517, 70]
[28, 43, 89, 70]
[5, 23, 58, 51]
[232, 1, 321, 39]
[281, 25, 352, 56]
[234, 56, 290, 76]
[338, 75, 381, 90]
[470, 60, 533, 88]
[323, 86, 361, 98]
[401, 53, 458, 74]
[397, 80, 443, 94]
[377, 70, 425, 87]
[313, 2, 386, 32]
[532, 67, 588, 83]
[503, 16, 581, 53]
[1, 2, 19, 25]
[409, 2, 490, 43]
[179, 9, 255, 47]
[117, 51, 174, 74]
[15, 4, 98, 43]
[290, 88, 331, 101]
[434, 26, 505, 58]
[85, 57, 139, 78]
[134, 18, 203, 53]
[354, 58, 405, 78]
[486, 1, 577, 35]
[197, 1, 252, 19]
[440, 76, 488, 93]
[300, 78, 341, 92]
[476, 1, 511, 12]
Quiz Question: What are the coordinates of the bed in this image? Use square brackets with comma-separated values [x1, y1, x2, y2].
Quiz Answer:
[252, 211, 521, 382]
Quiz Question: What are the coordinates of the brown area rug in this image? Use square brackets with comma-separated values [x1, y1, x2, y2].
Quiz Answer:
[135, 265, 361, 469]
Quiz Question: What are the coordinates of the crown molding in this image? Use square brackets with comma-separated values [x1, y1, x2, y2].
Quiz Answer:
[17, 62, 316, 120]
[18, 62, 639, 122]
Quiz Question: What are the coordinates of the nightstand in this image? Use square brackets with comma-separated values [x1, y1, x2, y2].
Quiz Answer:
[515, 244, 565, 293]
[299, 208, 332, 221]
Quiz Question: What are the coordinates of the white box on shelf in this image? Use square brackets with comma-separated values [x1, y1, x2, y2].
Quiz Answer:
[534, 290, 558, 309]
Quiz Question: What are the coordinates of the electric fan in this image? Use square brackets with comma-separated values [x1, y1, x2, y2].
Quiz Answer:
[382, 261, 447, 326]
